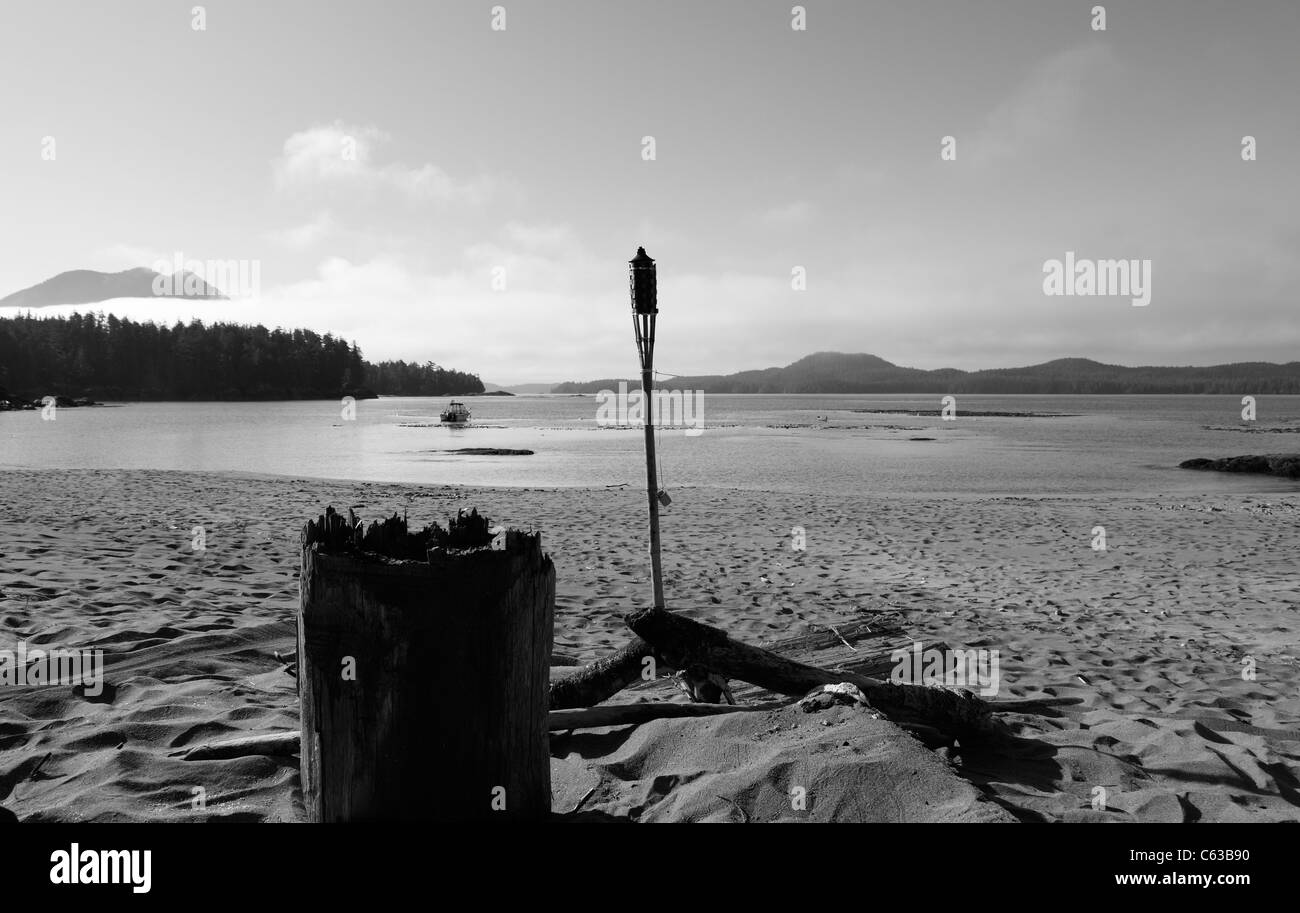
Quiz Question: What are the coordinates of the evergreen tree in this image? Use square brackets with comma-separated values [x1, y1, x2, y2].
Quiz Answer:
[0, 313, 485, 401]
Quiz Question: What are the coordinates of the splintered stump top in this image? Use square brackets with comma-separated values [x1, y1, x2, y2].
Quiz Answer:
[303, 504, 505, 558]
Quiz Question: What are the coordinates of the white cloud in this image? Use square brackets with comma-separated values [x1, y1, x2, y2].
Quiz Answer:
[501, 222, 581, 252]
[266, 212, 337, 249]
[273, 121, 497, 204]
[252, 255, 613, 382]
[965, 44, 1119, 167]
[88, 243, 172, 271]
[761, 201, 813, 226]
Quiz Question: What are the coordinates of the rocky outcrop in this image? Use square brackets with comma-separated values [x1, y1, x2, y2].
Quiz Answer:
[0, 391, 98, 411]
[1179, 454, 1300, 478]
[443, 448, 534, 456]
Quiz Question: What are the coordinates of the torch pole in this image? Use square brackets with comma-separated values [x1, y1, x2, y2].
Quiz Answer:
[639, 313, 666, 609]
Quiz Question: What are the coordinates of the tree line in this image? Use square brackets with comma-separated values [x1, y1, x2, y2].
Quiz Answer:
[0, 313, 484, 401]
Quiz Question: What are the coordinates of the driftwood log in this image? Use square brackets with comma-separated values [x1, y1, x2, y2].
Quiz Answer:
[625, 607, 998, 739]
[548, 638, 656, 710]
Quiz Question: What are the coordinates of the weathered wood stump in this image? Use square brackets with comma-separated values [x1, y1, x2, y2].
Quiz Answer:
[299, 506, 554, 821]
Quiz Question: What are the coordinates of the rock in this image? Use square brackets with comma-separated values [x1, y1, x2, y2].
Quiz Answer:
[798, 682, 875, 713]
[1224, 455, 1271, 473]
[1179, 454, 1300, 479]
[1272, 455, 1300, 477]
[673, 664, 735, 704]
[14, 394, 98, 409]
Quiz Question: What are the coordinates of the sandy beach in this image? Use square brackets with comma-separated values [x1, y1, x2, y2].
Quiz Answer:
[1, 468, 1297, 822]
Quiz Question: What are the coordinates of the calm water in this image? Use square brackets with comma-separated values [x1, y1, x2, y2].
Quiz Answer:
[3, 394, 1299, 497]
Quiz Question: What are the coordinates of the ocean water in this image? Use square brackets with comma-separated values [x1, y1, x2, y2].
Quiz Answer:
[2, 394, 1299, 497]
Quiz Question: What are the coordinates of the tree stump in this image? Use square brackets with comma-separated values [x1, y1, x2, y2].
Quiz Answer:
[298, 507, 554, 821]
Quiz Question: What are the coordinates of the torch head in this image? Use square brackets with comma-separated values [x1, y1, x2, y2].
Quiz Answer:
[629, 246, 657, 315]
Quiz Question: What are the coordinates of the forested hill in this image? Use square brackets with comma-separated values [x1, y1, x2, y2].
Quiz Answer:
[0, 313, 484, 401]
[552, 352, 1300, 395]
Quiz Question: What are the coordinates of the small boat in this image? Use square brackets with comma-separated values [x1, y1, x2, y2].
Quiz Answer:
[440, 401, 471, 424]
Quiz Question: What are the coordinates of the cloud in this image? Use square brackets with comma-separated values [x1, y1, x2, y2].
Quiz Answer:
[266, 212, 337, 249]
[501, 222, 581, 252]
[222, 222, 814, 382]
[256, 256, 614, 382]
[761, 201, 813, 226]
[964, 44, 1119, 167]
[273, 121, 497, 204]
[88, 243, 172, 271]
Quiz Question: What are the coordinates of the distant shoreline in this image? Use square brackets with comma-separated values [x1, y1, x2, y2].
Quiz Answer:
[0, 390, 503, 409]
[551, 352, 1300, 396]
[7, 390, 1300, 411]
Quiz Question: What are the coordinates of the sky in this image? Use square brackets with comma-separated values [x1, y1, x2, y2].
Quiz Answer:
[1, 0, 1297, 385]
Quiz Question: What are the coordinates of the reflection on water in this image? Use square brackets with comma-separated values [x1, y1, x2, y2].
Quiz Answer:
[2, 394, 1299, 496]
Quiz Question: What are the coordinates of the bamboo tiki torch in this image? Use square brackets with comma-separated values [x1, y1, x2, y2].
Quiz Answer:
[629, 246, 665, 609]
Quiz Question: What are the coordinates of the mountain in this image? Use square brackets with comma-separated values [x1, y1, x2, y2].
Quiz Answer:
[0, 268, 227, 308]
[551, 352, 1300, 395]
